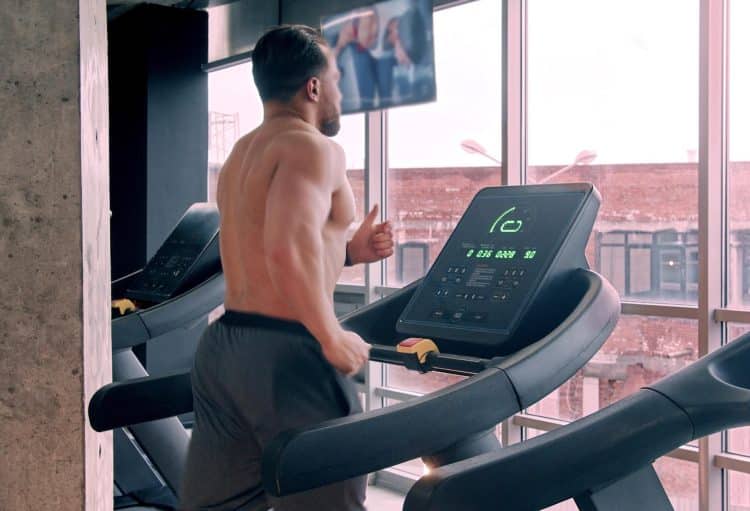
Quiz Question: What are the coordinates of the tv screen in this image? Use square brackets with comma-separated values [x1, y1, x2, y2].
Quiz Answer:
[321, 0, 436, 114]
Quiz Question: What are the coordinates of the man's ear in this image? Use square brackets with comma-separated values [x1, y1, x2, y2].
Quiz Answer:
[306, 77, 321, 102]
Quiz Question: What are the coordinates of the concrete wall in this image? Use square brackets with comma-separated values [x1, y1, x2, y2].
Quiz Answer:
[0, 0, 112, 509]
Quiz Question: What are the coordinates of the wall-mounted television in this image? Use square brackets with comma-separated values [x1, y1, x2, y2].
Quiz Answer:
[321, 0, 436, 114]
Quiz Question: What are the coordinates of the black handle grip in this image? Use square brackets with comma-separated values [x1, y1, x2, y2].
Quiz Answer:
[88, 372, 193, 432]
[369, 344, 489, 375]
[261, 368, 518, 497]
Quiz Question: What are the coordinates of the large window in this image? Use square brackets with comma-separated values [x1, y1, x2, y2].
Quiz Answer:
[378, 0, 503, 400]
[728, 0, 750, 308]
[524, 3, 700, 504]
[527, 0, 699, 306]
[336, 114, 367, 285]
[386, 0, 503, 289]
[208, 62, 263, 202]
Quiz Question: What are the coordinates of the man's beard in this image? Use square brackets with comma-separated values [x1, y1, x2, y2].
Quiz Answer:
[320, 113, 341, 137]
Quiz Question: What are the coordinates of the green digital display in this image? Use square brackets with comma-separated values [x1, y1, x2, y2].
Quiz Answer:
[464, 248, 523, 260]
[490, 206, 523, 234]
[495, 250, 516, 260]
[524, 249, 537, 260]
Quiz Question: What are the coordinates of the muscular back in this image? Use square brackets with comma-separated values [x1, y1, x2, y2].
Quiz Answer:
[217, 117, 355, 320]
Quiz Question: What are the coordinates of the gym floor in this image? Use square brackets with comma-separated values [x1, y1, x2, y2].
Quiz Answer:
[124, 485, 405, 510]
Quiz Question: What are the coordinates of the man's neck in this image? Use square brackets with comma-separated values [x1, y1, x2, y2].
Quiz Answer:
[263, 101, 316, 128]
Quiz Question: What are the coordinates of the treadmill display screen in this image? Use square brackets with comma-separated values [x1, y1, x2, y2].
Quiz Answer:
[397, 185, 591, 344]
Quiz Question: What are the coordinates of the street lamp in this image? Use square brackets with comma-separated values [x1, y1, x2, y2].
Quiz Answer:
[459, 139, 502, 165]
[536, 149, 597, 184]
[460, 139, 597, 184]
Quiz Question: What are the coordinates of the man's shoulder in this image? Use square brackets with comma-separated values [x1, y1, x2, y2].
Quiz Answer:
[271, 127, 343, 162]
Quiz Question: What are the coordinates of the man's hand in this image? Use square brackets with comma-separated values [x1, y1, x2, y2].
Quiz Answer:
[347, 204, 394, 265]
[321, 330, 371, 375]
[335, 21, 356, 54]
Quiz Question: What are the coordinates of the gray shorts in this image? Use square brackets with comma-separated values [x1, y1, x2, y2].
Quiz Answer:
[180, 311, 367, 511]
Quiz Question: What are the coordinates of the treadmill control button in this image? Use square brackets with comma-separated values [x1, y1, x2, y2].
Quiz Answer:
[430, 310, 446, 319]
[451, 311, 464, 321]
[469, 312, 487, 322]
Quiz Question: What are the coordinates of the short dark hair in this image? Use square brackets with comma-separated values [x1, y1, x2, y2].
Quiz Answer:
[251, 25, 329, 103]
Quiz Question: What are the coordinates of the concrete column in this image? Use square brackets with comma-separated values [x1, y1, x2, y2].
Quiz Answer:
[0, 1, 112, 510]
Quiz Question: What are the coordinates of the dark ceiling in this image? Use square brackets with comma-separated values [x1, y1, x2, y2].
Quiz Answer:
[106, 0, 242, 19]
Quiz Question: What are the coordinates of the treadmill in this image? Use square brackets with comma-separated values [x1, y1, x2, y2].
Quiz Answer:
[402, 334, 750, 511]
[109, 202, 223, 509]
[90, 183, 620, 509]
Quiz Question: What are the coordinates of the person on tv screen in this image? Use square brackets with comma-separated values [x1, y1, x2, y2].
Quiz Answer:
[330, 2, 429, 110]
[180, 25, 394, 511]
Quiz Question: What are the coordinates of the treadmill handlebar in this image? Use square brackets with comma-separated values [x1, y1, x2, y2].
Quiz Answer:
[498, 269, 620, 408]
[88, 372, 192, 432]
[404, 390, 693, 511]
[88, 341, 489, 434]
[648, 331, 750, 438]
[261, 368, 519, 497]
[369, 345, 489, 375]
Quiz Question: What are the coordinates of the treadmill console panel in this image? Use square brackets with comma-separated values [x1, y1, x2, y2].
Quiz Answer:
[125, 203, 220, 304]
[396, 184, 597, 353]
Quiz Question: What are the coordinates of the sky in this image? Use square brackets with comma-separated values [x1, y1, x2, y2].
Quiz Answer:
[208, 0, 750, 167]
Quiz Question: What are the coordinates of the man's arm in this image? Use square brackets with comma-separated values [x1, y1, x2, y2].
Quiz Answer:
[264, 134, 369, 374]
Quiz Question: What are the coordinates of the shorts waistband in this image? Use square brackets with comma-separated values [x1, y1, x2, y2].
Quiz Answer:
[219, 310, 314, 339]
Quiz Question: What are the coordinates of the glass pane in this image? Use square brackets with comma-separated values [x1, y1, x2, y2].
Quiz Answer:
[208, 62, 263, 203]
[527, 316, 698, 421]
[527, 0, 699, 305]
[727, 0, 750, 308]
[729, 470, 750, 511]
[386, 365, 466, 394]
[336, 114, 367, 284]
[653, 457, 698, 511]
[386, 0, 503, 287]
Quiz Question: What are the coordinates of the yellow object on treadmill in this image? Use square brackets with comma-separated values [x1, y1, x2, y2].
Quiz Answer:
[397, 338, 439, 364]
[112, 298, 137, 316]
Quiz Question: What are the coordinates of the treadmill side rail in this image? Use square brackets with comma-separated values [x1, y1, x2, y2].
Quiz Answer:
[261, 368, 519, 496]
[648, 331, 750, 438]
[402, 390, 692, 511]
[498, 269, 620, 408]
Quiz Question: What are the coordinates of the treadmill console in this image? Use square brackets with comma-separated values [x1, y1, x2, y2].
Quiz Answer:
[396, 184, 599, 355]
[125, 203, 220, 304]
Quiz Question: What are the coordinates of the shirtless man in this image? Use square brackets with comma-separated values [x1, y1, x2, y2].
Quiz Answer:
[181, 25, 394, 511]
